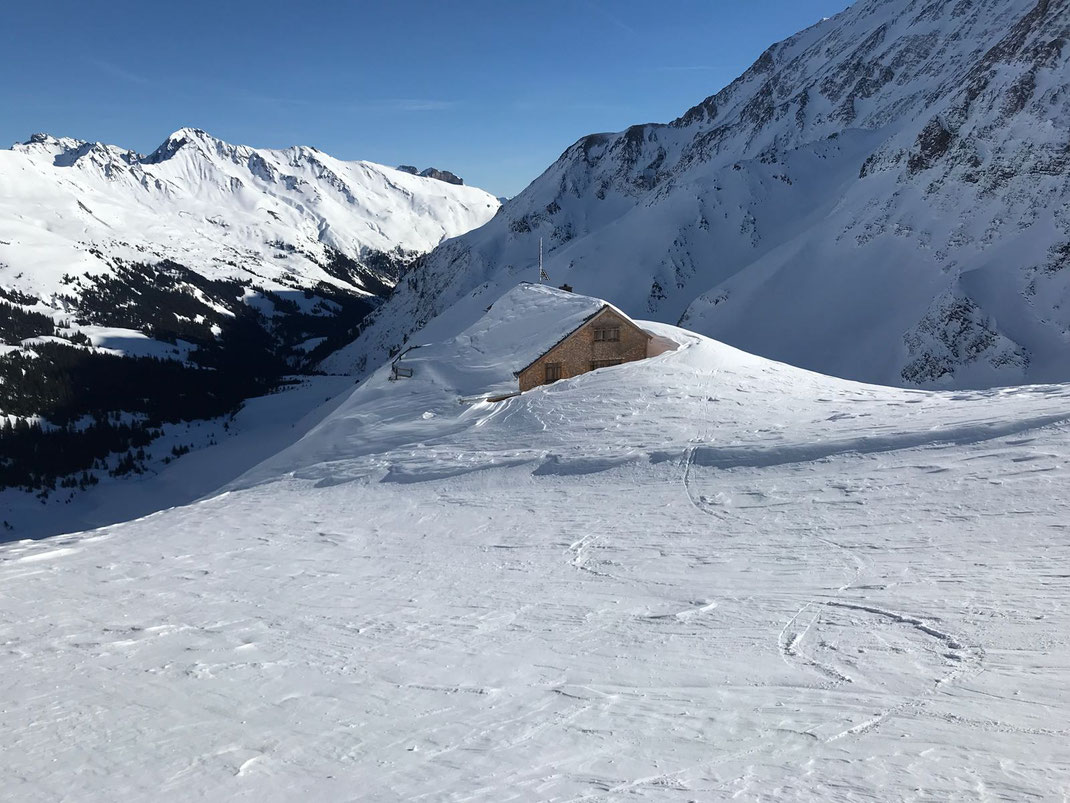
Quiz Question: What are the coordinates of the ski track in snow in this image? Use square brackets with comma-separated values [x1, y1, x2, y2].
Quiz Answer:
[678, 356, 991, 775]
[2, 324, 1070, 799]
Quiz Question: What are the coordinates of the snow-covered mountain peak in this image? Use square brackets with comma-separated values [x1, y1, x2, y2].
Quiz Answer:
[6, 6, 1070, 797]
[168, 125, 213, 142]
[142, 126, 216, 162]
[12, 132, 140, 168]
[15, 132, 83, 152]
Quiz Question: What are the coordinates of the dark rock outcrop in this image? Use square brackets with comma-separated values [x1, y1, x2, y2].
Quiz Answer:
[419, 167, 464, 185]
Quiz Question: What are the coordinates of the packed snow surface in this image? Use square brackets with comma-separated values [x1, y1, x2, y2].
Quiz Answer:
[2, 317, 1070, 798]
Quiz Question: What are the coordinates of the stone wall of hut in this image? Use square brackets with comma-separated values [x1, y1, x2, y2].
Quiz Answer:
[517, 308, 650, 392]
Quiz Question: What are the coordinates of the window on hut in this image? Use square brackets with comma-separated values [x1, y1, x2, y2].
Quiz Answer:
[590, 359, 623, 370]
[545, 362, 562, 383]
[594, 326, 620, 342]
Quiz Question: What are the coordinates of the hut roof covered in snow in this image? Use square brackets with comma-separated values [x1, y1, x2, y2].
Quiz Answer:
[404, 283, 624, 395]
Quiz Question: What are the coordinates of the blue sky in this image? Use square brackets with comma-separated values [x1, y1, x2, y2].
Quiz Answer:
[2, 0, 850, 197]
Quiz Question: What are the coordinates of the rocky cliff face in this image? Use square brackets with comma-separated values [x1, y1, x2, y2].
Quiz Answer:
[334, 0, 1070, 388]
[418, 167, 464, 185]
[398, 165, 466, 185]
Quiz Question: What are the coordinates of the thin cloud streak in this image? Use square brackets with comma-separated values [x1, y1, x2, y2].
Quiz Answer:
[511, 99, 635, 114]
[238, 94, 457, 113]
[651, 65, 731, 72]
[89, 59, 150, 86]
[585, 0, 638, 37]
[389, 99, 456, 112]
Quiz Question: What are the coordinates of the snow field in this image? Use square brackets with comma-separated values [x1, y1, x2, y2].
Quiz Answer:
[2, 323, 1069, 798]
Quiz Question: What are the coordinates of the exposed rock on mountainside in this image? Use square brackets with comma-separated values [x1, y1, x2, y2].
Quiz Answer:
[334, 0, 1070, 388]
[419, 167, 464, 185]
[397, 164, 466, 184]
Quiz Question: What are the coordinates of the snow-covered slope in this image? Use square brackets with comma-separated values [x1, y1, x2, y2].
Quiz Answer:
[0, 128, 499, 303]
[333, 0, 1070, 388]
[3, 287, 1069, 798]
